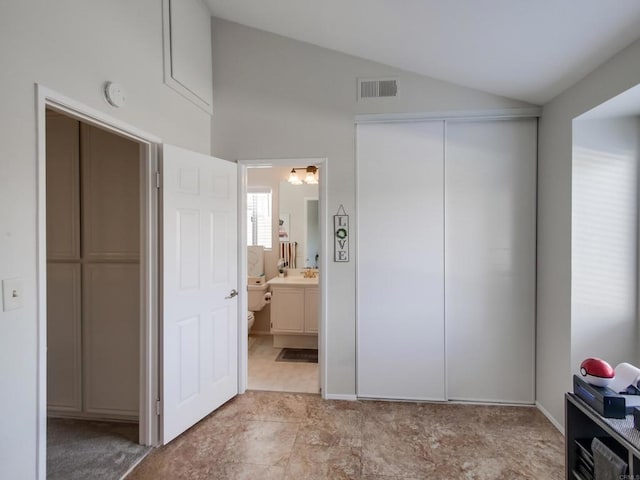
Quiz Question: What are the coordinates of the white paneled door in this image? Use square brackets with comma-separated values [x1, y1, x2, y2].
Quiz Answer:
[357, 121, 446, 401]
[162, 144, 238, 443]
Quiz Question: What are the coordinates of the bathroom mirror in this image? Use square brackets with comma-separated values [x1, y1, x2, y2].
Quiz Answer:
[279, 180, 319, 268]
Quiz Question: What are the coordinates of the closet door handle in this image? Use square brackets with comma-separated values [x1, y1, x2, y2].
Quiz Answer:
[225, 289, 238, 299]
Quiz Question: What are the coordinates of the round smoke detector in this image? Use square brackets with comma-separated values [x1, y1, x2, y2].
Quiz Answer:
[104, 82, 126, 108]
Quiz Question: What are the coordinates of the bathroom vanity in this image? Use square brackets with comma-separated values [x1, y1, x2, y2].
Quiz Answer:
[267, 276, 318, 349]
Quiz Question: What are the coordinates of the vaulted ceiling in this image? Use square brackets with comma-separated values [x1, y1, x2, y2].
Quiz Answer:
[204, 0, 640, 104]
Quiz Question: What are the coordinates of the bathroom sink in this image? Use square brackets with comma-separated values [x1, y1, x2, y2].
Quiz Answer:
[248, 275, 265, 285]
[266, 276, 319, 286]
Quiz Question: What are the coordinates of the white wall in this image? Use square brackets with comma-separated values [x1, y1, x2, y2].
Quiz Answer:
[538, 38, 640, 427]
[0, 2, 212, 477]
[211, 18, 532, 397]
[572, 117, 640, 375]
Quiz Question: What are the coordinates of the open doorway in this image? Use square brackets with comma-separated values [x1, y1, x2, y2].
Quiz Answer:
[36, 86, 160, 480]
[44, 107, 151, 478]
[240, 161, 326, 395]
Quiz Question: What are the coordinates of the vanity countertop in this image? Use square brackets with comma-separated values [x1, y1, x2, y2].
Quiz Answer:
[266, 276, 319, 287]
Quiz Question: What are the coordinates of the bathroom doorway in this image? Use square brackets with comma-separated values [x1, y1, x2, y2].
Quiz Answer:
[238, 159, 327, 396]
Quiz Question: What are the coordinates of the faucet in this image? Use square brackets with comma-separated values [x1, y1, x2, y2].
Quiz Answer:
[303, 268, 317, 278]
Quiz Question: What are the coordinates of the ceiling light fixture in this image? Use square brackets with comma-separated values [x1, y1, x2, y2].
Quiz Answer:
[287, 166, 318, 185]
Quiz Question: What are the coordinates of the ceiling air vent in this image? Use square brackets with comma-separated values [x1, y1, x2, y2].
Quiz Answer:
[358, 78, 399, 100]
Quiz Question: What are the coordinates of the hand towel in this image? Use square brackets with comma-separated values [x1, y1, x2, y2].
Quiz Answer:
[591, 437, 627, 480]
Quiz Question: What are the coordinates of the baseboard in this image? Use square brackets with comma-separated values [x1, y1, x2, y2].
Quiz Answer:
[323, 393, 357, 401]
[249, 330, 271, 336]
[536, 401, 564, 435]
[48, 410, 138, 423]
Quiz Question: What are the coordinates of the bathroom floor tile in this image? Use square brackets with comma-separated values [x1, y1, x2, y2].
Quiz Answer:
[248, 335, 319, 394]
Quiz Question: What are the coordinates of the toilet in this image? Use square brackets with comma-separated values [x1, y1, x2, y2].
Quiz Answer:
[247, 310, 255, 331]
[247, 282, 269, 329]
[247, 246, 269, 331]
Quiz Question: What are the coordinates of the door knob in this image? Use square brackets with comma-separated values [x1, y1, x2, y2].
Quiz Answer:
[225, 289, 238, 299]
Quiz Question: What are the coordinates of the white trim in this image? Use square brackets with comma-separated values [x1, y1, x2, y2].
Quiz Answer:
[358, 394, 450, 402]
[237, 165, 248, 394]
[355, 107, 542, 124]
[139, 143, 160, 446]
[536, 401, 565, 435]
[38, 87, 161, 145]
[161, 0, 213, 114]
[442, 120, 447, 401]
[447, 396, 535, 405]
[354, 126, 360, 398]
[35, 84, 160, 480]
[237, 157, 328, 398]
[324, 394, 357, 401]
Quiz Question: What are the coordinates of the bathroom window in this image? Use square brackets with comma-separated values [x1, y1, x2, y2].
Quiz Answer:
[247, 187, 272, 249]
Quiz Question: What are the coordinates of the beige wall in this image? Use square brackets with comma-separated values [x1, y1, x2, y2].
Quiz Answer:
[0, 1, 212, 477]
[537, 38, 640, 427]
[211, 17, 532, 397]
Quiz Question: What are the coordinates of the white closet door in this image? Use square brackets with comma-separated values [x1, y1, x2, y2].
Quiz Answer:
[445, 118, 536, 403]
[357, 121, 445, 401]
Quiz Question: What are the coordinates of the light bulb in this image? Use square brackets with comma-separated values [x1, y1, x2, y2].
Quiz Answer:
[288, 169, 302, 185]
[304, 166, 318, 184]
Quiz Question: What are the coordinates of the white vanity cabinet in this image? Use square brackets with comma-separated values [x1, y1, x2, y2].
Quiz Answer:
[270, 286, 305, 333]
[267, 277, 319, 337]
[304, 288, 319, 333]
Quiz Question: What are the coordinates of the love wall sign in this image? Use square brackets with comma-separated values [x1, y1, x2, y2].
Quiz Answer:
[334, 205, 349, 262]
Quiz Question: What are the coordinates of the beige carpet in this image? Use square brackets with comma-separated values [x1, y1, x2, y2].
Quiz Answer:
[47, 418, 151, 480]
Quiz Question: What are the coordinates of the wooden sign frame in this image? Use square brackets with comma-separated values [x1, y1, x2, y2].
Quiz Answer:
[334, 205, 349, 262]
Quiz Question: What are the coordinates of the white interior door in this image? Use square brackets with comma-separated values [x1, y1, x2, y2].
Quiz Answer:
[162, 144, 238, 443]
[357, 121, 446, 401]
[444, 118, 536, 403]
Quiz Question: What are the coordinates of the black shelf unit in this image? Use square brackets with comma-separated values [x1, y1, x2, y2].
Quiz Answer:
[566, 393, 640, 479]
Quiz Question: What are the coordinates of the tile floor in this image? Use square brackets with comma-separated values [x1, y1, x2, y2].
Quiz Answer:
[248, 335, 319, 394]
[128, 390, 564, 480]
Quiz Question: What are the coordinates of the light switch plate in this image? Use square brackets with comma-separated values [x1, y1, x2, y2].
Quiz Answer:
[2, 278, 23, 311]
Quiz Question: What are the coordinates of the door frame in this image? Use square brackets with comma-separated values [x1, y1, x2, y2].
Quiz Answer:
[35, 85, 161, 480]
[237, 158, 328, 396]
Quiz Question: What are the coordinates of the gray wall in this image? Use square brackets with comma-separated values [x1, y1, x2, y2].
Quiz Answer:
[0, 1, 212, 477]
[571, 117, 640, 377]
[537, 38, 640, 427]
[211, 18, 531, 397]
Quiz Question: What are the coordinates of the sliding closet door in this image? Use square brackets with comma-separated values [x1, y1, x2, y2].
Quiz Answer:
[445, 118, 536, 403]
[357, 121, 445, 400]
